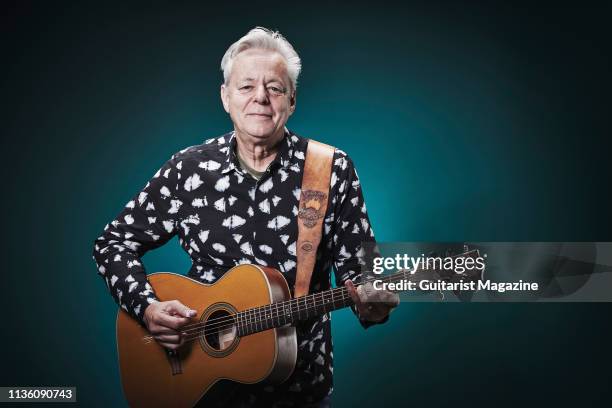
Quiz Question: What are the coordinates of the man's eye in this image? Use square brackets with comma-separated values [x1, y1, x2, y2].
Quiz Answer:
[268, 87, 285, 94]
[239, 86, 253, 91]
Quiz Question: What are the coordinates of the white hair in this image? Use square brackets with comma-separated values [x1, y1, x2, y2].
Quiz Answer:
[221, 27, 302, 91]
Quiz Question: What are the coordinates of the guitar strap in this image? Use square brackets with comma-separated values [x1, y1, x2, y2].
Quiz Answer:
[294, 139, 335, 298]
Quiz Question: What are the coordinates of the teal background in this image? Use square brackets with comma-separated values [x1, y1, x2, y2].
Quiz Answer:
[2, 1, 611, 406]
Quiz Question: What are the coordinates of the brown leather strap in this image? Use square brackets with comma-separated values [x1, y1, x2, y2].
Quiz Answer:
[294, 139, 335, 297]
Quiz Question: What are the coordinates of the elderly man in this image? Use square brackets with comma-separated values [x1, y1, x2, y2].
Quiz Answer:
[92, 27, 398, 407]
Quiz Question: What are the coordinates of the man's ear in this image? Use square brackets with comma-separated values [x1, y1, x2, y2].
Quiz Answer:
[289, 89, 297, 115]
[220, 83, 230, 113]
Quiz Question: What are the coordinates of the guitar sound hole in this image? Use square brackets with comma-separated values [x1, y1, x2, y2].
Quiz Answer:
[203, 309, 237, 352]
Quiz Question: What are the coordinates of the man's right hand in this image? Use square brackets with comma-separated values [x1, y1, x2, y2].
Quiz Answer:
[143, 300, 197, 350]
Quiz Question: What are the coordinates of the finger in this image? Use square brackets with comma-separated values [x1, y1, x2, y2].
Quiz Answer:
[363, 282, 375, 297]
[149, 326, 179, 336]
[355, 284, 377, 317]
[356, 285, 369, 305]
[156, 313, 191, 330]
[344, 280, 362, 307]
[155, 334, 181, 344]
[165, 300, 197, 318]
[159, 342, 180, 350]
[367, 287, 399, 305]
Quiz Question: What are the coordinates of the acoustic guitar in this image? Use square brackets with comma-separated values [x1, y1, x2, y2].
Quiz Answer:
[116, 249, 481, 407]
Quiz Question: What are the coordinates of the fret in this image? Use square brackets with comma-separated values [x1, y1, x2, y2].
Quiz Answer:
[255, 307, 260, 333]
[275, 302, 280, 327]
[321, 291, 327, 314]
[298, 297, 303, 320]
[263, 306, 267, 331]
[252, 307, 256, 333]
[261, 306, 266, 331]
[283, 301, 291, 325]
[263, 305, 271, 330]
[247, 308, 251, 335]
[342, 288, 351, 307]
[291, 299, 297, 321]
[263, 306, 268, 331]
[250, 308, 255, 333]
[309, 294, 314, 316]
[261, 306, 265, 331]
[290, 299, 297, 322]
[261, 306, 267, 331]
[319, 292, 325, 314]
[241, 311, 245, 336]
[324, 291, 329, 314]
[312, 293, 317, 315]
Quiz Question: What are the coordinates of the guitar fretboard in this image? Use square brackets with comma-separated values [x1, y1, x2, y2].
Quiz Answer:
[235, 269, 412, 337]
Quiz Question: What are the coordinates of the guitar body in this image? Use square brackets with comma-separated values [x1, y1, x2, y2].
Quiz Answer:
[116, 264, 297, 408]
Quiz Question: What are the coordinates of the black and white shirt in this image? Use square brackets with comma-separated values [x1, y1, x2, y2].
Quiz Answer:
[92, 129, 381, 405]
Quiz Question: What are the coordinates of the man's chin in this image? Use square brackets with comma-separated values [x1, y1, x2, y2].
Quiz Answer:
[242, 127, 283, 141]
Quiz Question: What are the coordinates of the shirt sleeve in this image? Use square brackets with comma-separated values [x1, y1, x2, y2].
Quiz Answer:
[92, 155, 181, 324]
[329, 150, 388, 328]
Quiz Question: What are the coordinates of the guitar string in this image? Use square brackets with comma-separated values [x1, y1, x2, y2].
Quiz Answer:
[172, 270, 412, 333]
[143, 290, 355, 345]
[148, 287, 355, 343]
[184, 290, 354, 338]
[176, 257, 472, 334]
[143, 284, 350, 339]
[144, 289, 355, 344]
[180, 290, 356, 344]
[181, 273, 415, 343]
[142, 249, 478, 340]
[143, 270, 417, 343]
[166, 270, 407, 338]
[146, 265, 474, 344]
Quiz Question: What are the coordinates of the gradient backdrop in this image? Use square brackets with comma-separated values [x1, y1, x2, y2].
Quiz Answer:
[2, 1, 611, 407]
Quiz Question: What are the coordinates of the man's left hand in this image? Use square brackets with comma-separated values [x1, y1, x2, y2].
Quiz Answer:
[345, 280, 400, 322]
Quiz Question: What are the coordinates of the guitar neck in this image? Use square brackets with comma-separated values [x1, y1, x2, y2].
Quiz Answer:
[236, 270, 410, 337]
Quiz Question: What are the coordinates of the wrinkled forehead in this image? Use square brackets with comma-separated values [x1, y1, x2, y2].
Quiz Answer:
[230, 48, 290, 83]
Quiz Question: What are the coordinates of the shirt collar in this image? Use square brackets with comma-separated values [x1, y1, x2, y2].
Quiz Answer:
[221, 127, 296, 174]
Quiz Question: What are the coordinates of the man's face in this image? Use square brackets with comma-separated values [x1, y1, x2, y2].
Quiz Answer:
[221, 48, 296, 142]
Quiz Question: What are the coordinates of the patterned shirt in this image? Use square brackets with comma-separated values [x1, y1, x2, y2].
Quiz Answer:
[92, 129, 381, 405]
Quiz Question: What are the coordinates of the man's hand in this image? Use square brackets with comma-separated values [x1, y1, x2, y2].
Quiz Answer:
[143, 300, 197, 350]
[345, 280, 399, 322]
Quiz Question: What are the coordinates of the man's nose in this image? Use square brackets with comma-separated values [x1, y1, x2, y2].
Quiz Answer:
[253, 84, 270, 104]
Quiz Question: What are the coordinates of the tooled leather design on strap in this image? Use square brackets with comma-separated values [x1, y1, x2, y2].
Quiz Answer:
[294, 139, 335, 298]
